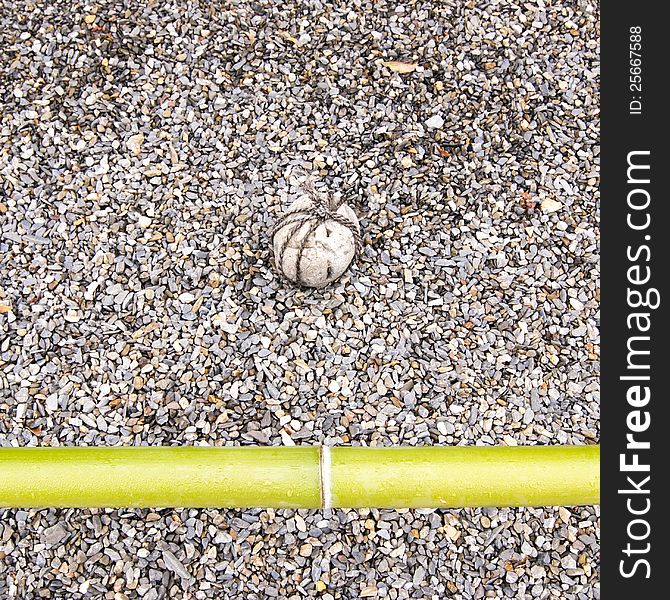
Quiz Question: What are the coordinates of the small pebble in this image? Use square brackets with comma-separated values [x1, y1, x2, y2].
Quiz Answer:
[425, 114, 445, 129]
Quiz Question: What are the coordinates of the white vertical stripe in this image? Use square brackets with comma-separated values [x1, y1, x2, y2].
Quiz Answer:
[320, 445, 332, 509]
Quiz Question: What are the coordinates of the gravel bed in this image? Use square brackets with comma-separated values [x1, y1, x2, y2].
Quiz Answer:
[1, 0, 599, 598]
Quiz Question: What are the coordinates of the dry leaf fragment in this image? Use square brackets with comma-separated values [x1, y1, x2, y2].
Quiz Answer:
[144, 322, 161, 334]
[279, 31, 298, 45]
[540, 198, 562, 213]
[519, 191, 536, 210]
[169, 144, 179, 165]
[382, 61, 418, 73]
[126, 133, 144, 156]
[444, 524, 461, 541]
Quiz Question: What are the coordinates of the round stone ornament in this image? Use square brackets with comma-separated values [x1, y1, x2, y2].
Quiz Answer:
[272, 187, 361, 288]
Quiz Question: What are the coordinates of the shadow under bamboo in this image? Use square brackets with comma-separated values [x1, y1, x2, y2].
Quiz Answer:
[0, 445, 599, 509]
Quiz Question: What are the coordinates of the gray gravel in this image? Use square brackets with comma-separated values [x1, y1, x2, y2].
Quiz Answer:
[1, 0, 599, 598]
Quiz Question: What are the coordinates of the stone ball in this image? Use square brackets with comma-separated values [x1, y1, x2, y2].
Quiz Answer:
[272, 196, 360, 288]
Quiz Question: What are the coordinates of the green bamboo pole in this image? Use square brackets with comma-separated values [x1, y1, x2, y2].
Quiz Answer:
[329, 445, 600, 508]
[0, 445, 599, 509]
[0, 447, 320, 509]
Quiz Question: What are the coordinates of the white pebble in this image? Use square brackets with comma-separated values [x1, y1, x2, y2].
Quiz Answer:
[425, 114, 444, 129]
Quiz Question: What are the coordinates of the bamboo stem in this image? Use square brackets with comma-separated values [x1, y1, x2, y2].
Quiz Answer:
[0, 447, 320, 509]
[0, 445, 599, 508]
[329, 445, 600, 508]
